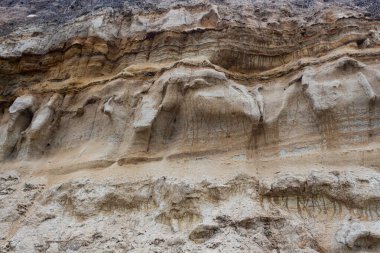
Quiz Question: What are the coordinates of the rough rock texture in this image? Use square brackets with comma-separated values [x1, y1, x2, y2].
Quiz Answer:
[1, 0, 380, 252]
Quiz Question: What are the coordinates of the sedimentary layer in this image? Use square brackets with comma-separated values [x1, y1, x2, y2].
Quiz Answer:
[1, 0, 380, 252]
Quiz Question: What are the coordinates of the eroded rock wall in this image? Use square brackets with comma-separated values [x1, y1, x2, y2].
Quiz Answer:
[1, 1, 380, 252]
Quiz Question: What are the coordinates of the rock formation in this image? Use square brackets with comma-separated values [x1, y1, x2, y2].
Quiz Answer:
[1, 0, 380, 252]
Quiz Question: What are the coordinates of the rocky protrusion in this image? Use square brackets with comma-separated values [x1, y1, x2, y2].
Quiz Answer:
[0, 95, 37, 159]
[131, 66, 261, 154]
[17, 93, 63, 159]
[335, 219, 380, 250]
[358, 72, 376, 103]
[102, 97, 114, 117]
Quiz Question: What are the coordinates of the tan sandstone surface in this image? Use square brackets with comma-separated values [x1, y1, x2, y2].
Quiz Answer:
[1, 0, 380, 252]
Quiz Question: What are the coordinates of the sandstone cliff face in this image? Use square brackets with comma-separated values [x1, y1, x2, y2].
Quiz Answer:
[1, 1, 380, 252]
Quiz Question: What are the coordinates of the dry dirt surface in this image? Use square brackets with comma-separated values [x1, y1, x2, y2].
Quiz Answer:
[1, 0, 380, 252]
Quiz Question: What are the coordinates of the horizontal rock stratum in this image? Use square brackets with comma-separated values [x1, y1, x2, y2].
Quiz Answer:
[1, 0, 380, 252]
